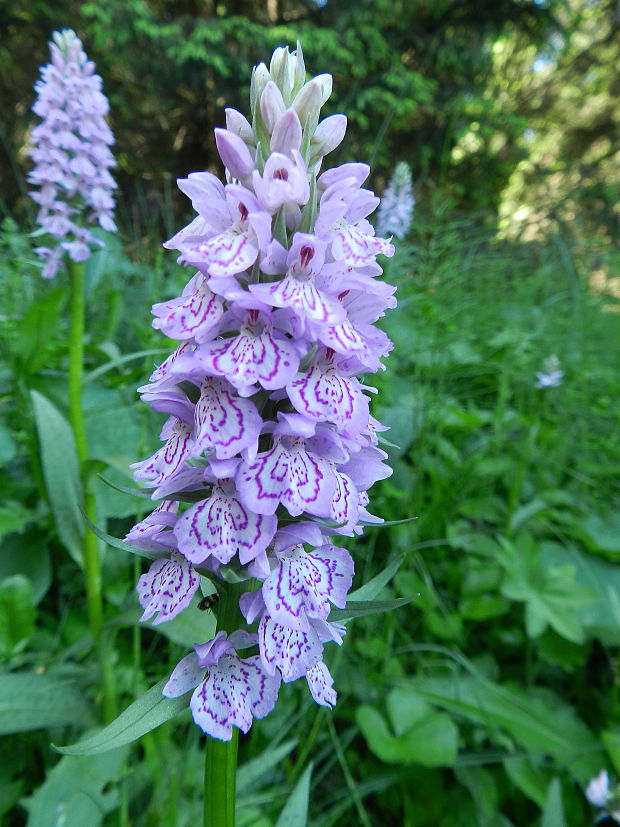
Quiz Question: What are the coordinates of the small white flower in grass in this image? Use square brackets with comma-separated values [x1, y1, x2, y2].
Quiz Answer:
[535, 354, 564, 388]
[586, 769, 610, 808]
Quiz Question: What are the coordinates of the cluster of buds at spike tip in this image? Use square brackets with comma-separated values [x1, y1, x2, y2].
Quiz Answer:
[375, 161, 415, 240]
[28, 29, 117, 279]
[126, 43, 396, 741]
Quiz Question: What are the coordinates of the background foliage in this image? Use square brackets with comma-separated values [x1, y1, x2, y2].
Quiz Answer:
[1, 0, 619, 825]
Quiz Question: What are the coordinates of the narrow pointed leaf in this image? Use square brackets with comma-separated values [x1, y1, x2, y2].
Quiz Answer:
[329, 596, 416, 623]
[348, 554, 406, 601]
[54, 680, 188, 755]
[82, 512, 163, 561]
[31, 390, 84, 566]
[274, 762, 313, 827]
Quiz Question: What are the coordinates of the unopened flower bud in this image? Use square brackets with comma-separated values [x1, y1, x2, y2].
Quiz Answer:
[260, 81, 286, 133]
[270, 46, 295, 101]
[250, 62, 271, 113]
[225, 108, 255, 145]
[291, 75, 332, 132]
[271, 109, 303, 156]
[214, 128, 255, 179]
[311, 114, 347, 158]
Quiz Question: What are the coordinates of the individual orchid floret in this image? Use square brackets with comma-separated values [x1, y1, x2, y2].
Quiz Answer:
[375, 161, 415, 239]
[252, 150, 310, 213]
[261, 542, 354, 631]
[251, 233, 345, 327]
[28, 29, 116, 278]
[151, 272, 224, 343]
[174, 461, 277, 566]
[163, 631, 281, 740]
[137, 551, 201, 625]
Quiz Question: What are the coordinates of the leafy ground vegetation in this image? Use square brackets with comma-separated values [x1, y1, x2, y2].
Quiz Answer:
[1, 0, 619, 825]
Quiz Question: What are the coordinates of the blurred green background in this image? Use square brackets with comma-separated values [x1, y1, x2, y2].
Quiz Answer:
[1, 1, 619, 825]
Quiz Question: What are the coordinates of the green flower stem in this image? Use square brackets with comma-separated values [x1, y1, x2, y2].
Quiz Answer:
[203, 581, 246, 827]
[68, 260, 115, 721]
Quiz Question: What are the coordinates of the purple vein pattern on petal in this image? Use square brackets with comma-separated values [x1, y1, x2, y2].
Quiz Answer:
[190, 653, 280, 740]
[192, 378, 262, 459]
[131, 417, 193, 485]
[258, 614, 323, 681]
[175, 482, 277, 565]
[236, 437, 336, 516]
[262, 544, 354, 630]
[137, 551, 200, 625]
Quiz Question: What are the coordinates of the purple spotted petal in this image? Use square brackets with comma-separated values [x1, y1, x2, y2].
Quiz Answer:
[190, 653, 280, 740]
[328, 219, 394, 266]
[151, 273, 224, 343]
[192, 378, 262, 459]
[162, 652, 205, 698]
[330, 470, 359, 533]
[306, 661, 337, 708]
[131, 417, 193, 485]
[251, 276, 344, 325]
[125, 500, 179, 551]
[258, 614, 323, 681]
[181, 226, 258, 277]
[315, 317, 369, 356]
[137, 551, 200, 625]
[197, 326, 299, 395]
[262, 544, 354, 630]
[286, 360, 369, 432]
[236, 437, 336, 517]
[174, 481, 277, 565]
[149, 342, 195, 383]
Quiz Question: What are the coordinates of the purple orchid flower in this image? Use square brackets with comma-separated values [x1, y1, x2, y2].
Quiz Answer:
[127, 43, 397, 741]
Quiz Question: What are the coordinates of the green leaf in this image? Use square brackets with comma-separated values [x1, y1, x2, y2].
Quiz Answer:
[0, 673, 91, 734]
[576, 512, 620, 558]
[84, 348, 169, 383]
[602, 731, 620, 776]
[498, 537, 596, 643]
[0, 575, 35, 658]
[83, 513, 161, 561]
[55, 680, 187, 755]
[30, 390, 84, 566]
[22, 748, 128, 827]
[357, 688, 458, 767]
[149, 600, 216, 649]
[540, 543, 620, 645]
[348, 554, 405, 600]
[504, 757, 553, 807]
[237, 739, 298, 796]
[0, 500, 35, 539]
[0, 531, 52, 604]
[411, 673, 600, 781]
[329, 596, 415, 623]
[97, 475, 155, 500]
[541, 778, 565, 827]
[0, 424, 16, 465]
[14, 286, 67, 374]
[274, 762, 313, 827]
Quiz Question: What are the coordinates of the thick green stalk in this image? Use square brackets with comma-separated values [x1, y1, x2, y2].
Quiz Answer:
[203, 582, 245, 827]
[68, 261, 115, 720]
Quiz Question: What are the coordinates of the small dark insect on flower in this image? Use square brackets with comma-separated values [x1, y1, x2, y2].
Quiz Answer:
[198, 593, 220, 611]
